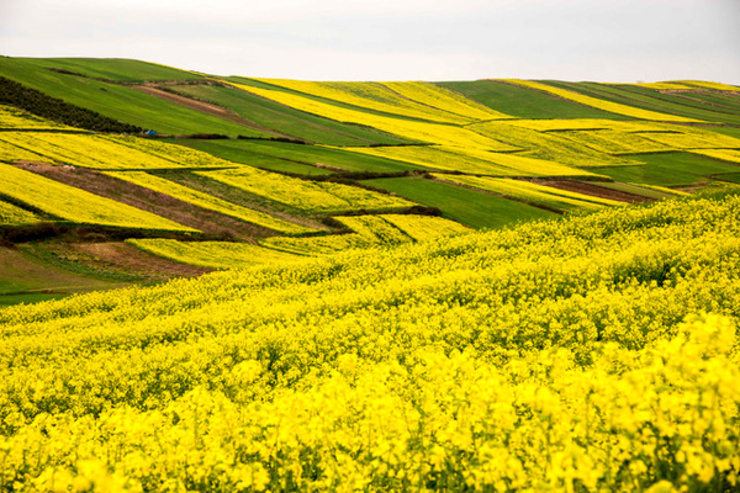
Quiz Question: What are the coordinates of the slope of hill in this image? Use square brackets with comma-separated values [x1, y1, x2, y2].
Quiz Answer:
[0, 190, 739, 490]
[0, 56, 739, 306]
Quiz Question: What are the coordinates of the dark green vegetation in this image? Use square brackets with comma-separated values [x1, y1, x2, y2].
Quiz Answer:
[601, 152, 740, 186]
[436, 80, 627, 119]
[0, 75, 142, 133]
[0, 58, 267, 135]
[365, 176, 554, 228]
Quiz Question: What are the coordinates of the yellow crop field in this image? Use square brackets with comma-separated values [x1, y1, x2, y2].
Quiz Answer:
[197, 167, 415, 213]
[0, 163, 195, 230]
[468, 121, 636, 167]
[334, 215, 411, 244]
[672, 80, 740, 91]
[503, 79, 701, 122]
[0, 105, 72, 130]
[127, 239, 303, 269]
[105, 171, 316, 235]
[0, 133, 179, 170]
[505, 118, 669, 133]
[347, 144, 598, 177]
[0, 193, 739, 491]
[690, 148, 740, 164]
[0, 199, 43, 225]
[435, 174, 621, 211]
[232, 82, 518, 150]
[379, 81, 511, 121]
[639, 130, 740, 149]
[0, 137, 46, 163]
[614, 82, 694, 91]
[261, 232, 373, 255]
[557, 129, 675, 154]
[379, 214, 470, 241]
[255, 79, 473, 124]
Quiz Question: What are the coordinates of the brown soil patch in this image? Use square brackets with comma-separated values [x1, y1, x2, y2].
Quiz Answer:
[15, 163, 279, 239]
[529, 179, 655, 203]
[73, 242, 211, 279]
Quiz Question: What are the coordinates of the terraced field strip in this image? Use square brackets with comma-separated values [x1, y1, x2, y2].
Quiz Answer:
[260, 232, 376, 256]
[365, 176, 555, 229]
[333, 215, 412, 244]
[689, 148, 740, 164]
[0, 104, 75, 131]
[377, 81, 511, 121]
[0, 163, 195, 230]
[503, 79, 701, 122]
[378, 214, 470, 241]
[169, 84, 411, 146]
[106, 171, 318, 235]
[434, 174, 622, 211]
[671, 80, 740, 91]
[0, 199, 43, 226]
[197, 167, 416, 214]
[346, 144, 599, 177]
[228, 82, 518, 149]
[435, 80, 629, 119]
[127, 239, 304, 270]
[467, 121, 637, 168]
[253, 79, 482, 124]
[597, 152, 740, 187]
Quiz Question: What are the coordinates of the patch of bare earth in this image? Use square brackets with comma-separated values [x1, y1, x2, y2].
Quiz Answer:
[529, 179, 655, 203]
[15, 163, 279, 239]
[73, 242, 211, 279]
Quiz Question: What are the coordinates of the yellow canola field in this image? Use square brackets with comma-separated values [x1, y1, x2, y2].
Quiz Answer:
[0, 163, 195, 231]
[0, 194, 739, 491]
[0, 133, 237, 171]
[379, 214, 470, 241]
[231, 82, 518, 150]
[435, 175, 621, 211]
[690, 148, 740, 164]
[105, 171, 316, 235]
[255, 79, 473, 124]
[334, 215, 411, 244]
[504, 118, 670, 133]
[557, 130, 675, 155]
[197, 167, 415, 214]
[503, 79, 701, 122]
[638, 130, 740, 150]
[127, 239, 304, 270]
[379, 81, 511, 121]
[0, 105, 73, 131]
[468, 121, 637, 168]
[672, 80, 740, 91]
[346, 145, 598, 177]
[0, 199, 43, 226]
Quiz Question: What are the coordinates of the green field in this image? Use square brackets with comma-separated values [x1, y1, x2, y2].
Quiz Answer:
[365, 176, 554, 228]
[541, 80, 740, 125]
[598, 152, 740, 186]
[436, 80, 628, 119]
[168, 139, 421, 174]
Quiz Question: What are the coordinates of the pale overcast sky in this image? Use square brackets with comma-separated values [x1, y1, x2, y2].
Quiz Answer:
[1, 0, 738, 83]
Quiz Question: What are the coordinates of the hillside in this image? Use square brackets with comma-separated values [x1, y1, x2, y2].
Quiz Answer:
[0, 190, 739, 490]
[0, 57, 740, 305]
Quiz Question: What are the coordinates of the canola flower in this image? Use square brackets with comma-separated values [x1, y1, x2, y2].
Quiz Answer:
[0, 191, 739, 491]
[0, 199, 42, 226]
[0, 163, 195, 231]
